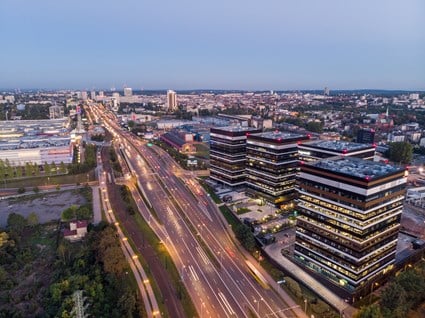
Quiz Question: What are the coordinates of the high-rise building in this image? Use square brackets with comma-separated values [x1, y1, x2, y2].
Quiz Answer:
[124, 87, 133, 97]
[246, 131, 309, 207]
[210, 126, 261, 187]
[167, 90, 177, 111]
[90, 91, 96, 100]
[81, 91, 88, 100]
[295, 157, 406, 301]
[324, 87, 330, 96]
[298, 140, 376, 162]
[357, 128, 376, 144]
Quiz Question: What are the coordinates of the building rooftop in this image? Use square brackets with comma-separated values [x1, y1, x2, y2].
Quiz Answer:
[309, 157, 404, 180]
[253, 130, 307, 141]
[303, 140, 374, 152]
[214, 126, 260, 133]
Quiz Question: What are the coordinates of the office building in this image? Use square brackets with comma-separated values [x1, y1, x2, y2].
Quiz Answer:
[246, 131, 309, 207]
[295, 157, 406, 301]
[210, 126, 261, 187]
[357, 128, 376, 144]
[167, 90, 177, 111]
[90, 91, 96, 100]
[124, 87, 133, 97]
[298, 140, 375, 162]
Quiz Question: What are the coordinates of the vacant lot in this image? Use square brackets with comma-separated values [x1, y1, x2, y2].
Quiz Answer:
[0, 190, 86, 228]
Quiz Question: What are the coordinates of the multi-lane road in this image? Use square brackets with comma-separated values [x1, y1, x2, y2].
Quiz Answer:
[89, 103, 307, 318]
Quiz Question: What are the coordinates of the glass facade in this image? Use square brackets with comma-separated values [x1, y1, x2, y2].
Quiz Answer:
[245, 131, 309, 206]
[294, 158, 406, 297]
[209, 127, 261, 187]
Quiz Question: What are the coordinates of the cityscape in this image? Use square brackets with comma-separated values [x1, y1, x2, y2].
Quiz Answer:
[0, 1, 424, 318]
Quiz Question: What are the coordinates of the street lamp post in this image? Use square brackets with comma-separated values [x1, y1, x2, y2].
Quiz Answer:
[254, 297, 263, 315]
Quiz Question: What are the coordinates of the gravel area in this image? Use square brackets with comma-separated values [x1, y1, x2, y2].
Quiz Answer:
[0, 190, 86, 228]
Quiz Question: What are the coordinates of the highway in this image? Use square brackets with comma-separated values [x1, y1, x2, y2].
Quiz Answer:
[89, 103, 307, 318]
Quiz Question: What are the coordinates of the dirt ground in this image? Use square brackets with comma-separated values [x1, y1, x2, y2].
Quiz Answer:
[0, 190, 86, 228]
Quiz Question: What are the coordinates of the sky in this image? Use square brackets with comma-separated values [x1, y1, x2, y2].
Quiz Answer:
[0, 0, 424, 90]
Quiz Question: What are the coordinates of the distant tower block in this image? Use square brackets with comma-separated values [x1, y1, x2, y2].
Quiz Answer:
[124, 87, 133, 97]
[324, 87, 330, 96]
[167, 90, 177, 111]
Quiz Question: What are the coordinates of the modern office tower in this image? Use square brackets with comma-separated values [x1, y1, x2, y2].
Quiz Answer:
[124, 87, 133, 97]
[295, 157, 406, 301]
[90, 91, 96, 100]
[246, 131, 309, 207]
[357, 128, 376, 144]
[210, 126, 261, 187]
[298, 140, 376, 162]
[167, 90, 177, 111]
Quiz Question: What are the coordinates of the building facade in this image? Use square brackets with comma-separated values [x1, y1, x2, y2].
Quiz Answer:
[295, 157, 406, 301]
[167, 90, 177, 111]
[245, 131, 309, 207]
[357, 128, 376, 144]
[298, 140, 376, 162]
[210, 126, 261, 187]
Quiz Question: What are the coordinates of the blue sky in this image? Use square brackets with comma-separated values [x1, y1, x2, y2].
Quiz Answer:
[0, 0, 424, 90]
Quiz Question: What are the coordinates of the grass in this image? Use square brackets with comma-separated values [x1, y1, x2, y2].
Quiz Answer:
[198, 180, 221, 204]
[219, 205, 241, 228]
[236, 207, 251, 214]
[2, 170, 96, 188]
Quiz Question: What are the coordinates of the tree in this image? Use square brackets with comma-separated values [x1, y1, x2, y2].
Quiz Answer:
[44, 162, 52, 176]
[234, 223, 256, 252]
[397, 269, 425, 307]
[51, 161, 57, 175]
[380, 282, 408, 318]
[306, 121, 323, 133]
[76, 206, 92, 220]
[62, 205, 78, 221]
[355, 304, 382, 318]
[98, 226, 127, 276]
[59, 161, 67, 174]
[388, 142, 413, 164]
[27, 212, 39, 227]
[7, 213, 27, 234]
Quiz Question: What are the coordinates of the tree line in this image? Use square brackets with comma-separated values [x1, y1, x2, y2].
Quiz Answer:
[355, 263, 425, 318]
[0, 159, 68, 181]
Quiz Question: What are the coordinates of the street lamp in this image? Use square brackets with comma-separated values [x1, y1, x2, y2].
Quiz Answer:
[254, 297, 263, 315]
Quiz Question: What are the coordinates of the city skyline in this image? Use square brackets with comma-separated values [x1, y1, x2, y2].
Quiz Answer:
[0, 0, 424, 90]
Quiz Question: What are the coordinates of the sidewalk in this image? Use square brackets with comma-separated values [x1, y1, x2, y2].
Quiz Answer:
[92, 186, 102, 224]
[264, 243, 357, 318]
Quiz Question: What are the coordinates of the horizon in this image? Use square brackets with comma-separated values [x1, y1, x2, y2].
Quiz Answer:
[0, 0, 424, 90]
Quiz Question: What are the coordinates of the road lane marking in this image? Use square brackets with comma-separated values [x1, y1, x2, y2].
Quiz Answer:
[218, 291, 235, 315]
